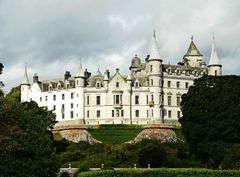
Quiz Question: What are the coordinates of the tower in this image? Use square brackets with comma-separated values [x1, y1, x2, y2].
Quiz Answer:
[21, 64, 30, 102]
[147, 30, 163, 123]
[75, 61, 85, 122]
[208, 35, 222, 76]
[183, 36, 204, 67]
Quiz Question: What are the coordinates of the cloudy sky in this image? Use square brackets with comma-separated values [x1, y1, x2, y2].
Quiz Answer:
[0, 0, 239, 92]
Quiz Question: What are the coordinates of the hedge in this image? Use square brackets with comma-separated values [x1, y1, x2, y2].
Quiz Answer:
[77, 168, 240, 177]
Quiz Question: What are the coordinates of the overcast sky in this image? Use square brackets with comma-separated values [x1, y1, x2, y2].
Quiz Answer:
[0, 0, 239, 92]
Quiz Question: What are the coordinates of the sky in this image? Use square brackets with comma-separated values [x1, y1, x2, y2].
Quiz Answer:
[0, 0, 239, 92]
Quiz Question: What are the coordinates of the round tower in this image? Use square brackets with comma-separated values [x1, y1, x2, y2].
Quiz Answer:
[21, 64, 30, 102]
[147, 30, 163, 123]
[208, 35, 222, 76]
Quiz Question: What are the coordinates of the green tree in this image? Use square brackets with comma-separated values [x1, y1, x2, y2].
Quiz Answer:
[221, 144, 240, 169]
[0, 98, 59, 177]
[180, 76, 240, 168]
[0, 63, 4, 96]
[6, 85, 21, 102]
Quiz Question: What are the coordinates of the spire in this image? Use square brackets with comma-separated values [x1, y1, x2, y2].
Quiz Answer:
[76, 59, 84, 77]
[149, 30, 161, 60]
[209, 33, 220, 66]
[22, 63, 30, 85]
[96, 66, 102, 76]
[185, 36, 202, 56]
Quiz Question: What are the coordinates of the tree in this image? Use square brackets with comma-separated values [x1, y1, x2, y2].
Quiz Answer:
[0, 98, 59, 177]
[6, 85, 21, 102]
[0, 63, 4, 96]
[221, 144, 240, 169]
[180, 76, 240, 168]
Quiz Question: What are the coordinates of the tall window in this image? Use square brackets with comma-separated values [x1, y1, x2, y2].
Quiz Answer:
[177, 111, 181, 118]
[53, 105, 56, 111]
[177, 96, 181, 107]
[71, 103, 74, 109]
[53, 95, 56, 101]
[61, 104, 64, 112]
[168, 96, 172, 106]
[185, 82, 189, 89]
[135, 95, 139, 105]
[114, 95, 122, 104]
[71, 93, 74, 99]
[146, 95, 149, 104]
[151, 95, 154, 101]
[97, 110, 100, 118]
[135, 110, 139, 118]
[116, 110, 119, 117]
[150, 65, 153, 72]
[45, 96, 48, 101]
[215, 70, 217, 76]
[87, 95, 90, 105]
[147, 110, 149, 117]
[151, 79, 153, 86]
[176, 81, 180, 88]
[62, 114, 64, 119]
[116, 82, 119, 88]
[70, 111, 74, 118]
[112, 110, 114, 117]
[62, 94, 65, 100]
[96, 96, 101, 105]
[167, 81, 171, 88]
[152, 109, 154, 117]
[121, 110, 124, 117]
[87, 110, 89, 118]
[40, 97, 42, 102]
[168, 110, 172, 118]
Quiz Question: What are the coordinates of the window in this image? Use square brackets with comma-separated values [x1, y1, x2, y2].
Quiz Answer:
[135, 110, 139, 118]
[70, 111, 74, 118]
[151, 109, 154, 117]
[53, 105, 56, 111]
[116, 110, 119, 117]
[97, 110, 100, 118]
[114, 95, 122, 104]
[176, 81, 180, 88]
[116, 82, 119, 88]
[146, 95, 149, 104]
[168, 110, 172, 118]
[121, 110, 124, 117]
[71, 103, 73, 109]
[177, 111, 181, 118]
[112, 110, 114, 117]
[45, 96, 48, 101]
[61, 104, 65, 112]
[151, 95, 154, 101]
[168, 96, 172, 106]
[185, 82, 189, 89]
[66, 84, 70, 89]
[177, 96, 181, 107]
[53, 95, 56, 101]
[71, 93, 74, 99]
[96, 96, 101, 105]
[58, 84, 61, 90]
[87, 110, 89, 118]
[150, 65, 153, 72]
[49, 86, 52, 91]
[87, 95, 90, 105]
[215, 70, 217, 76]
[135, 95, 139, 105]
[151, 79, 153, 86]
[62, 114, 64, 119]
[147, 110, 149, 117]
[167, 81, 171, 87]
[96, 82, 101, 88]
[62, 94, 65, 100]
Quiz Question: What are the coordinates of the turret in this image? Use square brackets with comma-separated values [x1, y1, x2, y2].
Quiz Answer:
[208, 35, 222, 76]
[21, 64, 30, 102]
[75, 62, 85, 87]
[183, 36, 204, 67]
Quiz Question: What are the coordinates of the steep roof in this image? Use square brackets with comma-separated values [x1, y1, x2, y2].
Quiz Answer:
[185, 40, 202, 56]
[208, 39, 220, 66]
[22, 64, 30, 85]
[149, 30, 161, 60]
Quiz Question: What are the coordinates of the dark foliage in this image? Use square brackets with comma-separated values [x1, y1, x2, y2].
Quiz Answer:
[0, 63, 4, 96]
[180, 75, 240, 168]
[0, 98, 59, 177]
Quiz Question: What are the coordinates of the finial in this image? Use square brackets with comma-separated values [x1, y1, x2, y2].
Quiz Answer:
[191, 35, 193, 41]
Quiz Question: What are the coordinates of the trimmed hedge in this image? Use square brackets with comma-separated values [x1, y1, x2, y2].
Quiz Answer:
[77, 168, 240, 177]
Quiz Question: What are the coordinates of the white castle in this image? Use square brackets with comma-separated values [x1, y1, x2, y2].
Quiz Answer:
[21, 32, 222, 125]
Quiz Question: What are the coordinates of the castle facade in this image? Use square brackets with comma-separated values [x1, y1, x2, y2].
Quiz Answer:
[21, 33, 222, 125]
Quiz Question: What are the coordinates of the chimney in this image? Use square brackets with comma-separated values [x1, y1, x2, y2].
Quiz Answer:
[64, 71, 71, 80]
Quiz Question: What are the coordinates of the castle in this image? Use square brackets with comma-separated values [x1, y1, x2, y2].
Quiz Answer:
[21, 32, 222, 125]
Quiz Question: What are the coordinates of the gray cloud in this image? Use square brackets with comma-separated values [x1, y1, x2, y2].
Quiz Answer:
[0, 0, 239, 92]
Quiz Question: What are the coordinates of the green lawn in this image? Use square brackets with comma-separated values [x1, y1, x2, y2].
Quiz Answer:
[77, 168, 240, 177]
[87, 124, 143, 144]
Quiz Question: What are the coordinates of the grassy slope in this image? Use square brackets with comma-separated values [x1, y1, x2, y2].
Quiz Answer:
[87, 124, 143, 144]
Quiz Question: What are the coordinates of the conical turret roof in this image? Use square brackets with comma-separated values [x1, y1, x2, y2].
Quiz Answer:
[76, 61, 85, 77]
[22, 64, 30, 85]
[209, 37, 221, 66]
[149, 30, 161, 60]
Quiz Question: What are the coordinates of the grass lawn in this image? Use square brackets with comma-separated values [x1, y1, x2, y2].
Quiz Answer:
[87, 124, 143, 144]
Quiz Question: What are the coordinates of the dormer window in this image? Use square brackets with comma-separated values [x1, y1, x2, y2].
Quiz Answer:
[66, 83, 70, 89]
[176, 69, 180, 75]
[116, 82, 119, 88]
[96, 80, 101, 88]
[57, 84, 61, 90]
[49, 85, 53, 91]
